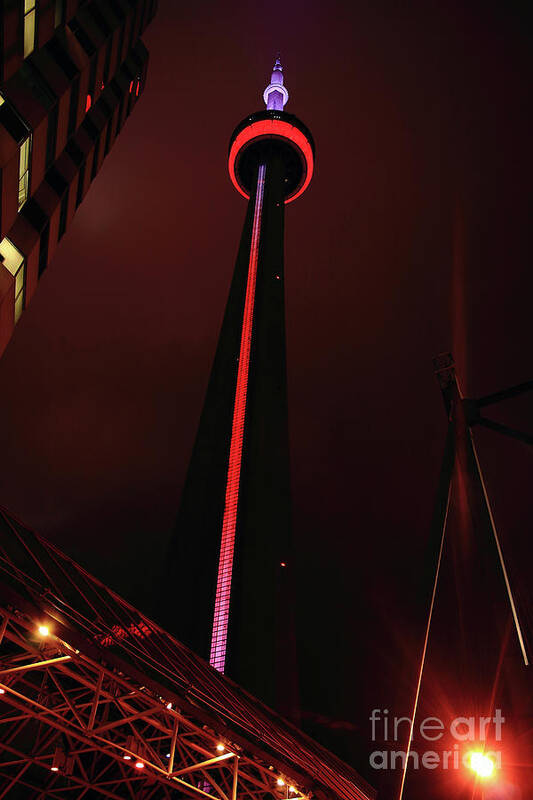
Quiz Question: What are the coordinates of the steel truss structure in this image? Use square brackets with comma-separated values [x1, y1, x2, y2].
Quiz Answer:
[0, 509, 374, 800]
[432, 353, 531, 666]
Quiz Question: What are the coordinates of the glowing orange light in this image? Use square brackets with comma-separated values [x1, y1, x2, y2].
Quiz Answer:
[38, 625, 49, 637]
[468, 751, 495, 778]
[134, 760, 144, 770]
[289, 787, 296, 794]
[277, 779, 285, 787]
[216, 744, 225, 752]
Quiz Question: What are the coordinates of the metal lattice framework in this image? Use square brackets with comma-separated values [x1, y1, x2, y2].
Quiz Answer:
[0, 509, 374, 800]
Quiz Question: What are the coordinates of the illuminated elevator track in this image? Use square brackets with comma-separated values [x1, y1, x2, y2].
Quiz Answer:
[209, 163, 267, 672]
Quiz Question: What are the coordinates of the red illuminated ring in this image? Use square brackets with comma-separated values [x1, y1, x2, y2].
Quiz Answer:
[228, 119, 314, 204]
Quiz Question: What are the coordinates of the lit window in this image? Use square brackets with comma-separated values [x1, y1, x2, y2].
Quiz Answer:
[23, 0, 37, 58]
[0, 238, 26, 323]
[18, 135, 31, 209]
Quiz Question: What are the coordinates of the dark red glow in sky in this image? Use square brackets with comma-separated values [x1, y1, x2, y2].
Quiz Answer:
[0, 1, 531, 797]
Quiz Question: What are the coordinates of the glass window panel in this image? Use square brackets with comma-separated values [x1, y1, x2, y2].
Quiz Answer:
[54, 0, 65, 28]
[0, 238, 24, 276]
[23, 9, 36, 58]
[18, 172, 29, 209]
[14, 292, 23, 323]
[19, 137, 30, 177]
[15, 268, 24, 297]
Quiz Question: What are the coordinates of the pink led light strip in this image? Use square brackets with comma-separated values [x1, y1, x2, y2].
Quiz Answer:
[209, 163, 267, 672]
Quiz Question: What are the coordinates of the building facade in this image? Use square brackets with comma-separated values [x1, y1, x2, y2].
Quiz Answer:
[166, 60, 314, 718]
[0, 0, 157, 355]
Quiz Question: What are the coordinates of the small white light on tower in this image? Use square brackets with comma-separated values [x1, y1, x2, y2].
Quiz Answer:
[216, 743, 225, 752]
[166, 702, 172, 710]
[277, 778, 285, 787]
[38, 625, 49, 637]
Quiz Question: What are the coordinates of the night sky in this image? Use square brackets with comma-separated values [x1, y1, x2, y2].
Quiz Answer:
[0, 1, 531, 798]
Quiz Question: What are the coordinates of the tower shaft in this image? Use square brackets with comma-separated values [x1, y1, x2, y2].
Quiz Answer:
[168, 156, 293, 710]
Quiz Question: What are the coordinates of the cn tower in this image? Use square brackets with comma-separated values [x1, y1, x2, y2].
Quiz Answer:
[166, 59, 314, 714]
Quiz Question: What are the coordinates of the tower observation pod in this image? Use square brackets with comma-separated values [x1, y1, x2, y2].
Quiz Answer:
[228, 57, 314, 205]
[166, 59, 314, 718]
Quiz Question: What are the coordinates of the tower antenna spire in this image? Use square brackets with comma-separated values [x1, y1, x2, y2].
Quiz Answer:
[263, 55, 289, 110]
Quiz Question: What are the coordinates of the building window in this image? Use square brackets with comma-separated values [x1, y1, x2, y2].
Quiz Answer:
[46, 104, 58, 168]
[91, 136, 100, 180]
[76, 162, 85, 207]
[54, 0, 66, 28]
[58, 190, 69, 239]
[0, 238, 26, 323]
[23, 0, 37, 58]
[104, 120, 112, 157]
[18, 135, 31, 209]
[103, 39, 112, 85]
[38, 223, 50, 277]
[67, 77, 80, 137]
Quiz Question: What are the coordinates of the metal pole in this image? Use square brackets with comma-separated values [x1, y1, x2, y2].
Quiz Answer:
[231, 756, 239, 800]
[397, 422, 455, 800]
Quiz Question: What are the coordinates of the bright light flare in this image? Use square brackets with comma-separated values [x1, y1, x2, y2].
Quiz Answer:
[468, 751, 495, 778]
[134, 760, 145, 770]
[38, 625, 50, 637]
[216, 743, 225, 752]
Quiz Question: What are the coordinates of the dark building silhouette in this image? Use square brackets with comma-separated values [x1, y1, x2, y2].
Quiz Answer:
[0, 0, 157, 355]
[167, 59, 314, 717]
